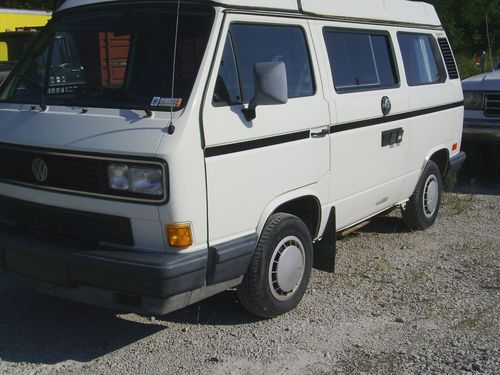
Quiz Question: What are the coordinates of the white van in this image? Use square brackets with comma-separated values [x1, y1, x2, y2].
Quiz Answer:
[0, 0, 465, 318]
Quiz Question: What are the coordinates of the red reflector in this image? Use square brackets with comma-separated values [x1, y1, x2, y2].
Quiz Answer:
[452, 143, 458, 151]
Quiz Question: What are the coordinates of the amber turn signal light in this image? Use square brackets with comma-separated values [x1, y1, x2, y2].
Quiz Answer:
[167, 224, 193, 248]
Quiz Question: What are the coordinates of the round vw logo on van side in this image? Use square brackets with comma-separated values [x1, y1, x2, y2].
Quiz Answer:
[32, 158, 48, 182]
[381, 96, 392, 116]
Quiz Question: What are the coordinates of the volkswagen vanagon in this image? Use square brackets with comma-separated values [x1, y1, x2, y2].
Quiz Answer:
[0, 0, 465, 317]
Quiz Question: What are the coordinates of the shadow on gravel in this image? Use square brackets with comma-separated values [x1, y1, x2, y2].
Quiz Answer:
[156, 290, 261, 326]
[358, 216, 407, 234]
[452, 140, 500, 196]
[0, 279, 164, 365]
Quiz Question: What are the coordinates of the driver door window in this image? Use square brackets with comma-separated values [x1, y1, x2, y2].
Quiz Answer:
[213, 23, 315, 106]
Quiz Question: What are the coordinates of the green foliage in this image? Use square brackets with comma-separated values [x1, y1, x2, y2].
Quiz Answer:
[2, 1, 57, 11]
[428, 0, 500, 56]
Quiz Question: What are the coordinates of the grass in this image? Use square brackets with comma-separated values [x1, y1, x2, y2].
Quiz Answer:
[444, 172, 458, 192]
[339, 349, 404, 375]
[454, 305, 499, 333]
[442, 192, 477, 216]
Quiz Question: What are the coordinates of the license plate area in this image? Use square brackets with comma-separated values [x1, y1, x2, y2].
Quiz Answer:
[3, 248, 71, 287]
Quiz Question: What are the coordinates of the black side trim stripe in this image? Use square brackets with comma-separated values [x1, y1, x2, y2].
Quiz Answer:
[204, 101, 463, 158]
[330, 101, 463, 134]
[204, 130, 310, 158]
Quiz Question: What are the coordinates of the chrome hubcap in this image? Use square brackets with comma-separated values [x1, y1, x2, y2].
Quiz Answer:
[423, 174, 439, 218]
[269, 236, 305, 301]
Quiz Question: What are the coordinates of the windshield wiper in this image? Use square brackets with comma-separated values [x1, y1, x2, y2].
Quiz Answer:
[14, 72, 47, 111]
[108, 88, 153, 117]
[76, 87, 152, 117]
[121, 89, 153, 117]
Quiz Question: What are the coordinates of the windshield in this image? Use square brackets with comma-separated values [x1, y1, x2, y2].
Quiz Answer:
[0, 4, 214, 111]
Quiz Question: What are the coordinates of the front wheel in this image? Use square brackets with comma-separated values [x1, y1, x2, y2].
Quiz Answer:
[402, 160, 442, 230]
[237, 213, 313, 318]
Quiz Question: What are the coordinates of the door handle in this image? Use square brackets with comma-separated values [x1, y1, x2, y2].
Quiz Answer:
[311, 128, 329, 138]
[381, 128, 404, 147]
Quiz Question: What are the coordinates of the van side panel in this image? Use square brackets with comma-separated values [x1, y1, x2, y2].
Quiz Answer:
[310, 21, 410, 230]
[398, 29, 464, 200]
[202, 14, 331, 245]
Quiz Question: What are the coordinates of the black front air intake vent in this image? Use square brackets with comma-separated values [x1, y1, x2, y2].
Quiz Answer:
[0, 195, 134, 246]
[438, 38, 459, 80]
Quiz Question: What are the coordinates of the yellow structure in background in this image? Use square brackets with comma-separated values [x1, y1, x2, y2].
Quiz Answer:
[0, 8, 51, 32]
[0, 8, 51, 61]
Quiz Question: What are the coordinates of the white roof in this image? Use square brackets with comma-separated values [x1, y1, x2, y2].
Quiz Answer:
[57, 0, 441, 27]
[56, 0, 298, 12]
[301, 0, 440, 26]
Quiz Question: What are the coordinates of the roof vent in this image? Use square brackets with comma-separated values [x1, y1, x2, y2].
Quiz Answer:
[438, 38, 459, 80]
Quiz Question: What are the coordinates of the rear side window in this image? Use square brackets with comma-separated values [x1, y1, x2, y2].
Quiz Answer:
[323, 29, 398, 92]
[213, 23, 314, 106]
[398, 33, 445, 86]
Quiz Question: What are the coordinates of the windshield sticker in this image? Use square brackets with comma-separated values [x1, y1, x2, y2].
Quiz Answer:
[151, 97, 161, 107]
[150, 97, 183, 108]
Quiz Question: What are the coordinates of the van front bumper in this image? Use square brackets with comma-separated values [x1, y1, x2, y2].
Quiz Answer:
[0, 225, 208, 314]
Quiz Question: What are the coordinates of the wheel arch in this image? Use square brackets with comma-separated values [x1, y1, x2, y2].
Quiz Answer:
[257, 191, 323, 241]
[426, 147, 450, 177]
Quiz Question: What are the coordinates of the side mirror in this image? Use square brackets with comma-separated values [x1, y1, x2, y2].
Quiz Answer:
[242, 61, 288, 121]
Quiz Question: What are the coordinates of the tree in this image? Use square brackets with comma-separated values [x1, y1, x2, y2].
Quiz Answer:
[2, 1, 58, 11]
[428, 0, 500, 55]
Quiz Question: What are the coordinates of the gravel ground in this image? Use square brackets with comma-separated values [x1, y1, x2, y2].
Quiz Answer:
[0, 190, 499, 375]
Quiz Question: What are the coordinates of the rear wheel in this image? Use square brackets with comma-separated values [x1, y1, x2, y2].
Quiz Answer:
[402, 160, 442, 230]
[237, 213, 313, 318]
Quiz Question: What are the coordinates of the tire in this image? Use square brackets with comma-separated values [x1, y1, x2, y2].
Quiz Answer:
[237, 213, 313, 318]
[402, 160, 442, 230]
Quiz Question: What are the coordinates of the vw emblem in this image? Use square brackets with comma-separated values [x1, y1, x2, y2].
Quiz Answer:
[32, 158, 48, 182]
[381, 96, 392, 116]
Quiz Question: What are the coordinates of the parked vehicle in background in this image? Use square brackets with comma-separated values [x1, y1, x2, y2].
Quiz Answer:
[0, 9, 51, 85]
[462, 69, 500, 143]
[0, 0, 465, 318]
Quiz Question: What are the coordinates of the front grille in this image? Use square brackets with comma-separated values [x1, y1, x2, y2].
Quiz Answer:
[0, 147, 102, 193]
[0, 195, 134, 245]
[0, 143, 167, 203]
[485, 93, 500, 117]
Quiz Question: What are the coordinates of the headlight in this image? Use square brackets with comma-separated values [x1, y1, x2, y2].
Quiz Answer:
[129, 166, 163, 195]
[108, 163, 164, 197]
[463, 91, 485, 109]
[108, 164, 129, 191]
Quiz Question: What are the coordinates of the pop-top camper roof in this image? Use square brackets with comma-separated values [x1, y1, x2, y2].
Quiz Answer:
[56, 0, 441, 27]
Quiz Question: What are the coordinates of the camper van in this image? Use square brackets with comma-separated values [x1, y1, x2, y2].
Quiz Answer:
[0, 0, 465, 318]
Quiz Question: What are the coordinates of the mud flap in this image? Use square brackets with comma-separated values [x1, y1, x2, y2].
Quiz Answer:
[313, 207, 336, 273]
